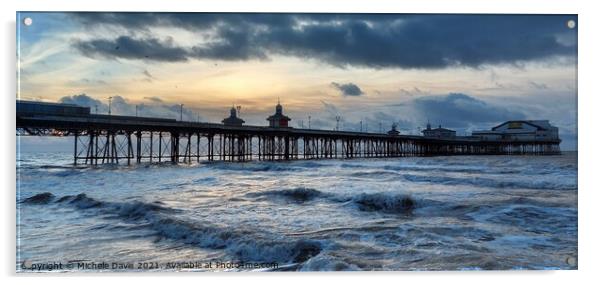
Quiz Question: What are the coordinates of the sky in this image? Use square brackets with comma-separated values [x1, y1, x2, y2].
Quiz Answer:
[17, 13, 578, 149]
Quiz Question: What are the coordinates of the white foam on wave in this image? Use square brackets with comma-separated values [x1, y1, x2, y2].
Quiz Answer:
[299, 252, 361, 271]
[29, 193, 325, 264]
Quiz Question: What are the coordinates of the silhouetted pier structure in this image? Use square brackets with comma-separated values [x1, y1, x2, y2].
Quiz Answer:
[16, 101, 561, 165]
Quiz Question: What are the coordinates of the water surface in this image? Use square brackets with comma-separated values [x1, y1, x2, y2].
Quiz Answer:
[16, 152, 578, 271]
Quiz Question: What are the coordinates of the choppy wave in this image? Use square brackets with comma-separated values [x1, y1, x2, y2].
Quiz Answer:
[383, 165, 516, 174]
[470, 204, 577, 235]
[60, 193, 105, 209]
[17, 152, 578, 271]
[247, 187, 325, 203]
[23, 192, 324, 264]
[352, 193, 415, 214]
[245, 188, 419, 215]
[152, 217, 323, 263]
[205, 161, 325, 172]
[351, 170, 400, 179]
[402, 174, 576, 190]
[21, 192, 55, 204]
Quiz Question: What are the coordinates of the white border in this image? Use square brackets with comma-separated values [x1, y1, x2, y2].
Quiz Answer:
[2, 1, 600, 285]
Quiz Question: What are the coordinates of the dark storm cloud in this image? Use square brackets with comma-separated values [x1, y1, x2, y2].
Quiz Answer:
[412, 93, 525, 128]
[190, 27, 268, 61]
[69, 12, 296, 31]
[74, 36, 189, 62]
[70, 13, 577, 69]
[331, 82, 364, 96]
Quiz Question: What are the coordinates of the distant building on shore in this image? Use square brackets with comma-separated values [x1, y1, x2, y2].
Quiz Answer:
[422, 122, 456, 138]
[472, 120, 559, 141]
[222, 106, 245, 126]
[267, 100, 291, 128]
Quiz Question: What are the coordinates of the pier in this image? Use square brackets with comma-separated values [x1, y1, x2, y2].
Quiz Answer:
[16, 101, 561, 165]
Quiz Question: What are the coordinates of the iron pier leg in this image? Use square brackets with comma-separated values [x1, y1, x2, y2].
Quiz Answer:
[73, 131, 78, 165]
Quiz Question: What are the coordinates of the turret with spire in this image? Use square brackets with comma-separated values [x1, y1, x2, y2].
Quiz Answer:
[275, 97, 283, 115]
[222, 105, 245, 126]
[267, 98, 291, 128]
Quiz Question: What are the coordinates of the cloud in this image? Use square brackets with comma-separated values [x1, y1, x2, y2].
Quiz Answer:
[69, 12, 295, 32]
[74, 36, 189, 62]
[59, 94, 106, 113]
[313, 100, 413, 132]
[68, 78, 108, 86]
[331, 82, 364, 96]
[144, 96, 163, 103]
[411, 93, 525, 128]
[58, 93, 203, 121]
[190, 28, 269, 61]
[141, 69, 155, 83]
[399, 87, 429, 97]
[528, 81, 549, 90]
[142, 69, 155, 79]
[356, 111, 415, 133]
[320, 100, 341, 116]
[70, 13, 577, 69]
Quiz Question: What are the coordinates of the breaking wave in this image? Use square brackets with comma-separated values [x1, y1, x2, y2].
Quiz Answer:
[20, 192, 55, 204]
[247, 187, 325, 203]
[22, 192, 324, 264]
[57, 193, 104, 209]
[151, 217, 323, 263]
[246, 187, 420, 215]
[351, 193, 416, 214]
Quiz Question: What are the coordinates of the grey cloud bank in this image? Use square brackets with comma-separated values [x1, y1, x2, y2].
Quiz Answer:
[411, 93, 525, 128]
[59, 94, 202, 121]
[75, 36, 189, 62]
[70, 13, 577, 69]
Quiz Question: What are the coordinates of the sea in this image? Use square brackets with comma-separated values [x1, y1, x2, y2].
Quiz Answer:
[16, 149, 578, 271]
